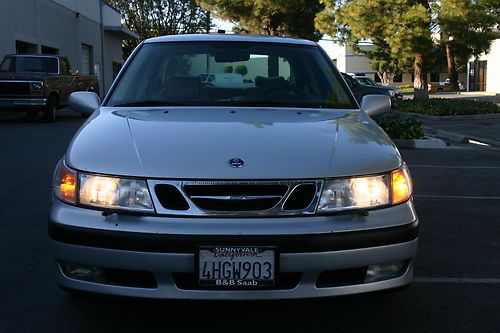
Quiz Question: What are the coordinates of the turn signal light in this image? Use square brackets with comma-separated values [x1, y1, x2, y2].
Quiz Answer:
[391, 165, 412, 204]
[54, 162, 77, 204]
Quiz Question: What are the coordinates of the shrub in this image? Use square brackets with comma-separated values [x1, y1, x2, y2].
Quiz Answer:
[374, 113, 425, 139]
[399, 98, 500, 116]
[235, 65, 248, 76]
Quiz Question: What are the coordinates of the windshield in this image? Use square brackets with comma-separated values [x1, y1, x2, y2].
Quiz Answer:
[0, 56, 58, 74]
[106, 42, 357, 109]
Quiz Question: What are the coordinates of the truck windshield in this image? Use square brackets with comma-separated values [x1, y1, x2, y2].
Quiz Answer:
[106, 42, 357, 109]
[0, 56, 58, 74]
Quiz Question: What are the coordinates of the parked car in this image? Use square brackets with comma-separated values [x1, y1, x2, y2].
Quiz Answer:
[50, 34, 418, 300]
[0, 54, 99, 121]
[342, 73, 403, 109]
[352, 76, 382, 87]
[428, 78, 464, 92]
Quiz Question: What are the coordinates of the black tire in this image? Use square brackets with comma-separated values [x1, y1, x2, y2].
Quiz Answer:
[436, 88, 444, 93]
[43, 95, 57, 122]
[25, 110, 39, 119]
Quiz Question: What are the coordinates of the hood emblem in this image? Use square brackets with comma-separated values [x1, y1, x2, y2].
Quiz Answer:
[228, 158, 245, 168]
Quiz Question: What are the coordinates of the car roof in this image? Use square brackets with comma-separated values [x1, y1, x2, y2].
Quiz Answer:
[144, 33, 317, 46]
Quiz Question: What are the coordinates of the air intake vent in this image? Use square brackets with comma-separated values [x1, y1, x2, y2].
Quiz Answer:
[155, 184, 190, 210]
[283, 184, 317, 210]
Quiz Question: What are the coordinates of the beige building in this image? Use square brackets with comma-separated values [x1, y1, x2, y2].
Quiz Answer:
[468, 38, 500, 93]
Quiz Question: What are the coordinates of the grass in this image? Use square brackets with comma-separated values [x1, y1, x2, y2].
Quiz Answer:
[399, 98, 500, 116]
[400, 87, 415, 94]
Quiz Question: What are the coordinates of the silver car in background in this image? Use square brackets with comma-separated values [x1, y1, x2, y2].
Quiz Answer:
[49, 34, 418, 299]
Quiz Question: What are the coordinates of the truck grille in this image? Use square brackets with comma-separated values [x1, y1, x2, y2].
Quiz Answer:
[149, 180, 322, 217]
[0, 81, 31, 96]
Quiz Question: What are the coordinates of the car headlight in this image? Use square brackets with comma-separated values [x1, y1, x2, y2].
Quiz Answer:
[388, 90, 396, 97]
[53, 162, 154, 212]
[317, 164, 412, 213]
[30, 81, 43, 96]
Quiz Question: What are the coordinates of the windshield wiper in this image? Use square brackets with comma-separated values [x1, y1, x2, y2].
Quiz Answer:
[113, 101, 191, 107]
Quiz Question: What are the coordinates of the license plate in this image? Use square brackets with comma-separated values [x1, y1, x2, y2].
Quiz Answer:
[198, 246, 276, 288]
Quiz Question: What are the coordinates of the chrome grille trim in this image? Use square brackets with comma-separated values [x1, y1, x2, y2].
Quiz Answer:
[148, 180, 324, 217]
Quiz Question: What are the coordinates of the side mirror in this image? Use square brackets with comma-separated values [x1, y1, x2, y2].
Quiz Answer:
[360, 94, 391, 116]
[69, 92, 100, 117]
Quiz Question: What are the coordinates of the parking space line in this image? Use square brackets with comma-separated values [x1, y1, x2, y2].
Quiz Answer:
[414, 277, 500, 284]
[414, 195, 500, 200]
[410, 165, 500, 169]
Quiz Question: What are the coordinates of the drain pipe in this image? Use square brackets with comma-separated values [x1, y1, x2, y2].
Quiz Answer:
[99, 0, 106, 97]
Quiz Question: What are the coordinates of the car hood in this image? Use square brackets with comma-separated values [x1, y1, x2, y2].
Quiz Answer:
[66, 107, 401, 179]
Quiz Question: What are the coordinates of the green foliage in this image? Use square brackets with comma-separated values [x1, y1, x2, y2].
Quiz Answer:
[374, 113, 425, 140]
[197, 0, 324, 41]
[399, 99, 500, 116]
[316, 0, 433, 99]
[234, 65, 248, 76]
[439, 0, 500, 68]
[107, 0, 209, 59]
[223, 65, 233, 73]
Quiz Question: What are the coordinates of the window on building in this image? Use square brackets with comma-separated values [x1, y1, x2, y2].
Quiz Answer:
[393, 73, 403, 82]
[81, 44, 93, 75]
[430, 72, 440, 82]
[16, 40, 37, 54]
[42, 45, 59, 55]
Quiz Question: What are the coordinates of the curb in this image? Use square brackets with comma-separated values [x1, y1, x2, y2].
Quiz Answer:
[394, 137, 453, 149]
[394, 111, 500, 121]
[425, 127, 500, 148]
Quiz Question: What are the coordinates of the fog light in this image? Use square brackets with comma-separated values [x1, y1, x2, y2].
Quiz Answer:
[365, 261, 407, 283]
[60, 261, 106, 283]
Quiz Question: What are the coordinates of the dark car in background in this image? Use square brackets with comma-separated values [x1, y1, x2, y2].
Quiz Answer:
[0, 54, 99, 121]
[342, 73, 402, 109]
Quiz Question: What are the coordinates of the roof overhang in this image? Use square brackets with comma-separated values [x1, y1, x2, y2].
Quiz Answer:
[104, 26, 139, 41]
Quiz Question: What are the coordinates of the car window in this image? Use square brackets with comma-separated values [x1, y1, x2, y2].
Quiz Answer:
[1, 56, 59, 74]
[107, 42, 357, 109]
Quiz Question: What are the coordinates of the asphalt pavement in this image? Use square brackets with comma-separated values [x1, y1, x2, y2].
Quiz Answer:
[1, 110, 499, 333]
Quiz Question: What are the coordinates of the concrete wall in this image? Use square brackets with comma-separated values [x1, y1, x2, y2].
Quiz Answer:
[477, 38, 500, 93]
[0, 0, 125, 95]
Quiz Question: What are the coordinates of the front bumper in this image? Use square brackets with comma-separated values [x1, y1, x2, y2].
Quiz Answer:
[49, 200, 419, 299]
[0, 98, 46, 109]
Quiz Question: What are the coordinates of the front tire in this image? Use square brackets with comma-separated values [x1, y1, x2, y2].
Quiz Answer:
[43, 95, 57, 122]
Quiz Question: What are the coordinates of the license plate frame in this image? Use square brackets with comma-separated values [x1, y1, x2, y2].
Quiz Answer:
[197, 246, 277, 289]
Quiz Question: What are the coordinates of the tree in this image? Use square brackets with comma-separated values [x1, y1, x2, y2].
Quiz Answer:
[235, 65, 248, 76]
[196, 0, 324, 41]
[316, 0, 434, 100]
[438, 0, 500, 90]
[108, 0, 209, 59]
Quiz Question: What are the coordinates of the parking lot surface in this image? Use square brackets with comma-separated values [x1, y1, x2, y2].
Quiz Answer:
[1, 111, 499, 332]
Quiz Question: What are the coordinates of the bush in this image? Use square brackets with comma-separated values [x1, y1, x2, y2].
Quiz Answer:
[374, 113, 425, 139]
[399, 98, 500, 116]
[235, 65, 248, 76]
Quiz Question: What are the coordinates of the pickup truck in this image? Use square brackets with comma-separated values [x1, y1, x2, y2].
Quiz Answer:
[427, 78, 464, 92]
[0, 54, 99, 121]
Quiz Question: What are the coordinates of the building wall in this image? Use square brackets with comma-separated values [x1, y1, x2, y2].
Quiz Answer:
[476, 38, 500, 93]
[0, 0, 125, 95]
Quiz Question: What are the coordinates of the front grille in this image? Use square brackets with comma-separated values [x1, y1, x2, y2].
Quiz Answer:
[172, 272, 301, 290]
[0, 81, 30, 96]
[150, 180, 322, 216]
[184, 184, 288, 211]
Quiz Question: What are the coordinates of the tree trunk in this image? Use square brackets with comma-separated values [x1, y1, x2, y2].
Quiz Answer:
[413, 53, 429, 100]
[382, 72, 389, 85]
[445, 41, 459, 91]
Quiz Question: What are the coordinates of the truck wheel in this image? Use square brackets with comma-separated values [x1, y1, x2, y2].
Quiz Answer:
[26, 110, 39, 119]
[43, 95, 57, 122]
